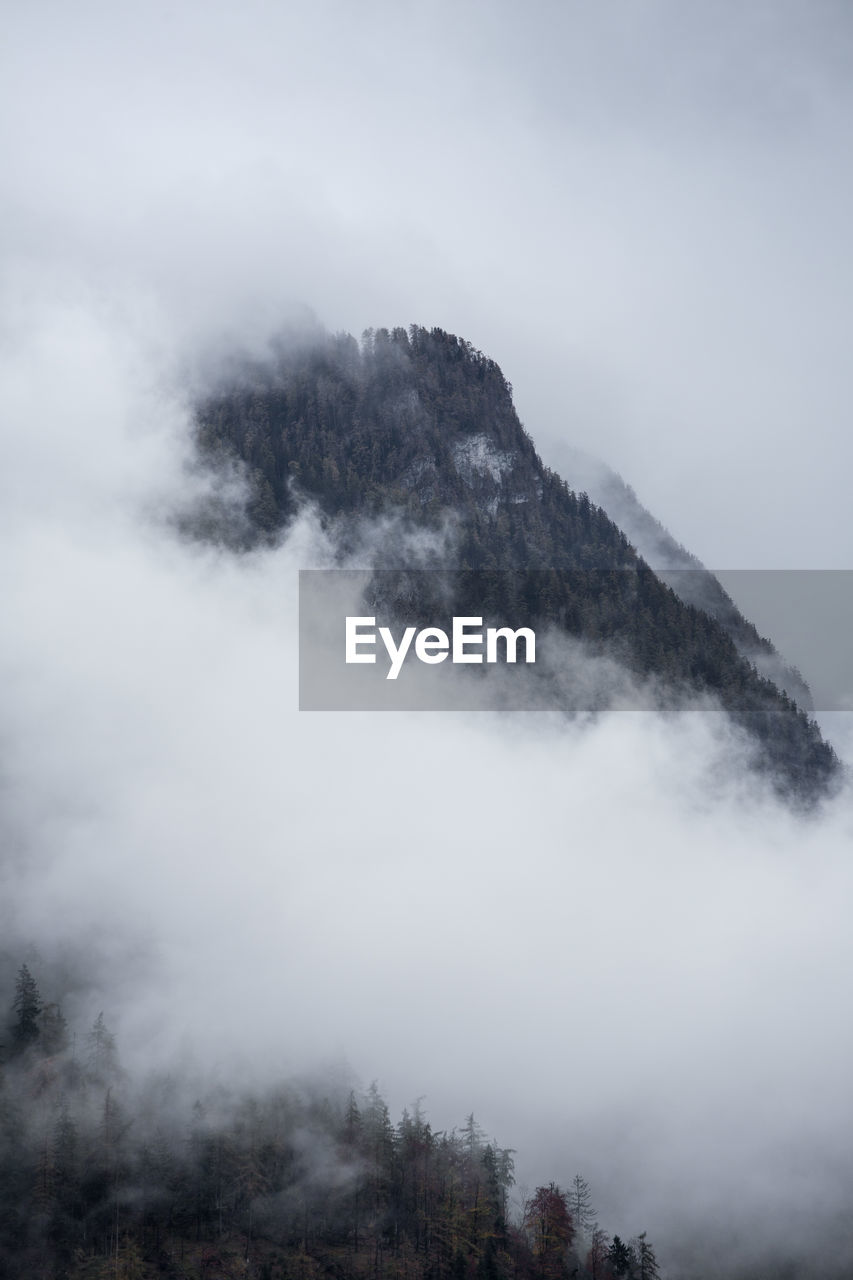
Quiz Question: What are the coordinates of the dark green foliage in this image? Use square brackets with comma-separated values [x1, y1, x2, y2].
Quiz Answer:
[608, 1234, 634, 1277]
[192, 323, 839, 802]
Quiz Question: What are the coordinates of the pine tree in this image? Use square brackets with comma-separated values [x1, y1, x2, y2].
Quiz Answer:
[343, 1089, 362, 1148]
[634, 1231, 660, 1280]
[461, 1112, 485, 1159]
[86, 1012, 118, 1081]
[607, 1235, 633, 1277]
[52, 1106, 79, 1206]
[40, 1002, 69, 1055]
[11, 963, 42, 1052]
[569, 1173, 596, 1239]
[51, 1107, 81, 1261]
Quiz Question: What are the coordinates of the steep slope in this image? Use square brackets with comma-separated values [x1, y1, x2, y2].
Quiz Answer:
[191, 323, 838, 800]
[547, 445, 814, 710]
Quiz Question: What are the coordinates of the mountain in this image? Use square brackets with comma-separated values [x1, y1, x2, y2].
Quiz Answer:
[190, 323, 838, 801]
[544, 445, 814, 711]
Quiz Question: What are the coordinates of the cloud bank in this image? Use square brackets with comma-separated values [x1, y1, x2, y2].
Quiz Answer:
[2, 300, 853, 1276]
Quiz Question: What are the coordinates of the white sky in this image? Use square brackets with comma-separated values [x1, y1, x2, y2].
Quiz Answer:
[4, 0, 853, 567]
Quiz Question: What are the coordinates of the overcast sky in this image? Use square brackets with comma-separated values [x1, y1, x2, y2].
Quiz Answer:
[5, 0, 853, 567]
[3, 4, 853, 1275]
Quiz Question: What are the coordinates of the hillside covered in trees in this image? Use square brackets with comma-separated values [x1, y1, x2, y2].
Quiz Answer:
[190, 323, 838, 801]
[0, 962, 659, 1280]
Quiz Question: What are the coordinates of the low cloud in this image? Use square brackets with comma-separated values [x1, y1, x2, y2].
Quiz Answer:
[2, 299, 853, 1274]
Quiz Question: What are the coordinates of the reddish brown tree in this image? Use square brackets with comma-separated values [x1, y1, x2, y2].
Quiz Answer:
[523, 1183, 574, 1277]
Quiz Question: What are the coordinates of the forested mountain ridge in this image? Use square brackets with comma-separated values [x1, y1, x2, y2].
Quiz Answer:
[192, 323, 838, 800]
[0, 961, 659, 1280]
[545, 444, 813, 710]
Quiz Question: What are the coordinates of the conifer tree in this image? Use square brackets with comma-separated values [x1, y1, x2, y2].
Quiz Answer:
[634, 1230, 660, 1280]
[11, 963, 42, 1052]
[86, 1012, 118, 1081]
[569, 1173, 596, 1239]
[607, 1235, 634, 1277]
[40, 1002, 69, 1055]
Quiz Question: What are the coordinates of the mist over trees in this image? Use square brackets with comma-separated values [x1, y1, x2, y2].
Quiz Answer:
[192, 323, 838, 802]
[0, 963, 660, 1280]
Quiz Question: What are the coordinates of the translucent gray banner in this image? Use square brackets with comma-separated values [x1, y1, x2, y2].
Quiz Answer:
[712, 570, 853, 714]
[298, 569, 853, 712]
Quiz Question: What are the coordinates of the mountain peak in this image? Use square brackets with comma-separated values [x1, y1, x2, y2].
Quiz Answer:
[190, 322, 839, 802]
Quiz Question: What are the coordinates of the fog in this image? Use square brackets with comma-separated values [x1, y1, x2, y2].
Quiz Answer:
[1, 302, 852, 1273]
[5, 1, 853, 567]
[3, 3, 853, 1274]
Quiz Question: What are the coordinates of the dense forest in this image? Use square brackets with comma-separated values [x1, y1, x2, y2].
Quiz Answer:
[0, 962, 660, 1280]
[191, 323, 838, 801]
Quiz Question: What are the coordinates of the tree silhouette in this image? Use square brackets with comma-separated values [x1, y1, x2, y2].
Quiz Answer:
[11, 963, 42, 1052]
